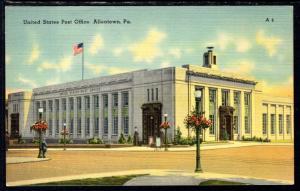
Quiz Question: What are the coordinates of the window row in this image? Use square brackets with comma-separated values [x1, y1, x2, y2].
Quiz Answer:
[262, 114, 291, 135]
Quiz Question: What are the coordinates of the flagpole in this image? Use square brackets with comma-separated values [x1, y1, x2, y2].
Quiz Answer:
[82, 43, 84, 80]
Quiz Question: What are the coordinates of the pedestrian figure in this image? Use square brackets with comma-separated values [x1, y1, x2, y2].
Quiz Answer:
[133, 126, 139, 146]
[41, 140, 48, 158]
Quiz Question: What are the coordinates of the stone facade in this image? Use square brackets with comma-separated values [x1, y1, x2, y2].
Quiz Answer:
[7, 60, 294, 143]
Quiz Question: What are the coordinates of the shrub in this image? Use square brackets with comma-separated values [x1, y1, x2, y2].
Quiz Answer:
[173, 127, 182, 145]
[179, 137, 196, 145]
[32, 138, 40, 144]
[127, 135, 133, 144]
[87, 137, 103, 144]
[59, 138, 73, 144]
[118, 133, 127, 144]
[242, 136, 270, 142]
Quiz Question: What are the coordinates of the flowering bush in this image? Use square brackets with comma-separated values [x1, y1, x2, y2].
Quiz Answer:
[160, 121, 171, 129]
[184, 109, 212, 130]
[31, 121, 48, 131]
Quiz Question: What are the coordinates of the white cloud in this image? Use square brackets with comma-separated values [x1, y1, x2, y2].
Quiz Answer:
[113, 47, 125, 57]
[17, 74, 38, 88]
[235, 38, 252, 53]
[216, 33, 232, 51]
[45, 77, 61, 86]
[168, 48, 182, 59]
[86, 63, 106, 75]
[89, 34, 104, 55]
[38, 56, 73, 72]
[261, 76, 293, 97]
[160, 61, 171, 68]
[27, 44, 40, 64]
[6, 55, 11, 65]
[256, 30, 282, 57]
[223, 60, 255, 77]
[129, 28, 166, 63]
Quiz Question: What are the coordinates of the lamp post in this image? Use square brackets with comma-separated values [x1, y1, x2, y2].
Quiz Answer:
[63, 123, 66, 150]
[194, 89, 203, 172]
[38, 108, 43, 158]
[163, 113, 168, 151]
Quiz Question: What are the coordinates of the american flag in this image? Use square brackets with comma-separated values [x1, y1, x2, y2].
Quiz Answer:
[73, 43, 83, 56]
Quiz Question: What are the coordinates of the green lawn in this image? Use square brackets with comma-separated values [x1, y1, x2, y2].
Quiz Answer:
[199, 180, 249, 186]
[31, 174, 148, 186]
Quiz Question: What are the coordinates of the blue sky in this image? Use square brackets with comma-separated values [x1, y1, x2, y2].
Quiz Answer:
[5, 6, 293, 97]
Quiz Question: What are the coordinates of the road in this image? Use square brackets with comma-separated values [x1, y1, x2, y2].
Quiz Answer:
[6, 145, 293, 182]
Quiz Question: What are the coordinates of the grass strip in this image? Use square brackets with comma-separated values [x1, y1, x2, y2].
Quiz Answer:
[199, 180, 249, 186]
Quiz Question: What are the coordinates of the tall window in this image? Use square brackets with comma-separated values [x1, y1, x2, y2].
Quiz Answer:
[151, 88, 154, 101]
[86, 117, 90, 136]
[56, 119, 59, 135]
[113, 116, 118, 135]
[36, 102, 40, 119]
[222, 90, 229, 106]
[279, 114, 283, 134]
[85, 96, 90, 110]
[123, 116, 129, 135]
[94, 117, 99, 135]
[271, 114, 275, 134]
[77, 97, 81, 110]
[48, 119, 53, 136]
[103, 118, 108, 135]
[244, 93, 251, 134]
[113, 93, 118, 107]
[209, 89, 216, 134]
[77, 118, 81, 135]
[122, 92, 129, 107]
[49, 100, 53, 112]
[147, 89, 150, 101]
[94, 95, 99, 109]
[103, 94, 108, 107]
[262, 113, 267, 135]
[156, 88, 158, 100]
[233, 91, 240, 134]
[55, 99, 59, 112]
[62, 98, 66, 111]
[70, 119, 74, 135]
[286, 115, 291, 134]
[69, 98, 74, 111]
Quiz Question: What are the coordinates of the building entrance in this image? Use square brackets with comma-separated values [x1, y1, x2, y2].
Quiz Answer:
[141, 103, 162, 144]
[219, 106, 235, 141]
[10, 113, 20, 139]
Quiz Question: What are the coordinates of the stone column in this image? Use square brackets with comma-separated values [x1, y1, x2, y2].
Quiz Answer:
[108, 93, 112, 142]
[275, 105, 278, 141]
[118, 92, 122, 137]
[204, 86, 209, 141]
[66, 97, 70, 134]
[229, 89, 234, 107]
[52, 100, 56, 138]
[81, 96, 85, 139]
[266, 104, 270, 140]
[58, 98, 63, 137]
[240, 91, 245, 138]
[99, 94, 103, 138]
[90, 95, 94, 138]
[45, 100, 49, 137]
[128, 90, 133, 136]
[282, 105, 285, 140]
[290, 105, 294, 140]
[73, 97, 77, 139]
[216, 88, 222, 141]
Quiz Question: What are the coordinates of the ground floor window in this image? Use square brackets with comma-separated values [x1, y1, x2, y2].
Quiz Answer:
[70, 119, 74, 135]
[94, 117, 99, 135]
[262, 113, 267, 135]
[77, 118, 81, 136]
[123, 116, 129, 135]
[113, 116, 118, 135]
[271, 114, 275, 134]
[85, 117, 90, 136]
[279, 114, 283, 134]
[55, 119, 59, 135]
[244, 116, 250, 134]
[48, 119, 52, 136]
[103, 117, 108, 135]
[286, 115, 291, 134]
[209, 115, 215, 134]
[233, 116, 239, 134]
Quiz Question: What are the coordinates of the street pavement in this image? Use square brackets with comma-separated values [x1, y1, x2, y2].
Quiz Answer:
[6, 142, 294, 186]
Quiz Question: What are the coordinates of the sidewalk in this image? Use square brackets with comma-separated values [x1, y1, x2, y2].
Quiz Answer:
[7, 141, 293, 152]
[6, 157, 50, 164]
[6, 169, 293, 186]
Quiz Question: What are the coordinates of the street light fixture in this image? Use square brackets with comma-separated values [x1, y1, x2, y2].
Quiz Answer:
[194, 89, 203, 173]
[163, 113, 168, 151]
[63, 123, 66, 151]
[38, 108, 43, 158]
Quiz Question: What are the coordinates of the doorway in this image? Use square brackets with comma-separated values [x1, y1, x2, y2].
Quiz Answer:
[141, 103, 162, 144]
[10, 113, 20, 139]
[219, 106, 234, 141]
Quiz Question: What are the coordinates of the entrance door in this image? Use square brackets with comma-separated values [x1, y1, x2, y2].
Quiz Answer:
[10, 113, 19, 138]
[219, 106, 234, 141]
[141, 103, 162, 144]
